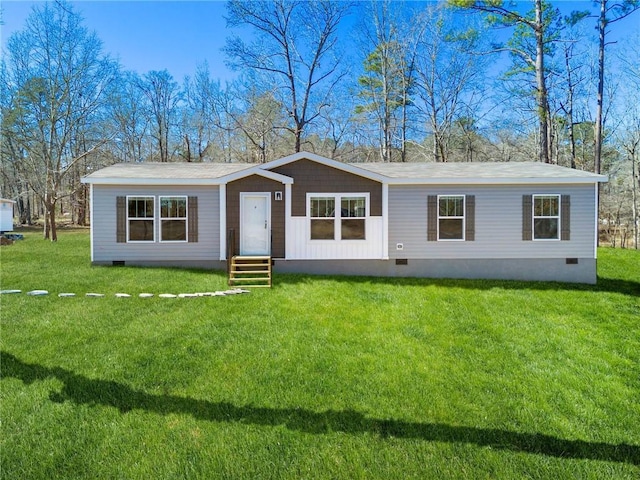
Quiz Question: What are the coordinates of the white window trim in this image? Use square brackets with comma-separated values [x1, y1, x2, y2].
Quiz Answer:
[126, 195, 155, 243]
[532, 194, 560, 241]
[437, 194, 465, 242]
[159, 195, 188, 243]
[307, 193, 370, 242]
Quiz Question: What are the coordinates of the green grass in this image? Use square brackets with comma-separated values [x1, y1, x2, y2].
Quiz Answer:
[1, 229, 639, 479]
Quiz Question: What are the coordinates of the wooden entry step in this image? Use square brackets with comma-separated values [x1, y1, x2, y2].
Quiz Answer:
[229, 256, 272, 288]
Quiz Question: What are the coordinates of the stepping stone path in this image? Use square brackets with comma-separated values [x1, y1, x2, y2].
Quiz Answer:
[3, 288, 251, 298]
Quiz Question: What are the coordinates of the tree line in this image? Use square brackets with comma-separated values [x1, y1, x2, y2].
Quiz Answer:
[1, 0, 638, 247]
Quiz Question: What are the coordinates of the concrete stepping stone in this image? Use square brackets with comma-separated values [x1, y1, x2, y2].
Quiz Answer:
[58, 293, 76, 297]
[0, 289, 22, 295]
[115, 293, 131, 298]
[159, 293, 177, 298]
[86, 293, 105, 297]
[27, 290, 49, 296]
[178, 293, 198, 298]
[139, 293, 154, 298]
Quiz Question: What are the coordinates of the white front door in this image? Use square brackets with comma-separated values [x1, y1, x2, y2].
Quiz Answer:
[240, 193, 271, 255]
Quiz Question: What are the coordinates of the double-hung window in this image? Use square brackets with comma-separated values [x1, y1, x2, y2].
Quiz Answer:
[160, 196, 187, 242]
[127, 196, 155, 242]
[340, 197, 366, 240]
[438, 195, 465, 240]
[309, 194, 368, 240]
[533, 194, 559, 240]
[310, 197, 336, 240]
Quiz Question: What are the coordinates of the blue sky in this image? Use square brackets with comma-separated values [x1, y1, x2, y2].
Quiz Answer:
[1, 1, 237, 82]
[1, 1, 638, 84]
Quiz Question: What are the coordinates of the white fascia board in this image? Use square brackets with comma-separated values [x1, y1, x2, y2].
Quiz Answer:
[262, 151, 388, 184]
[220, 167, 293, 184]
[264, 151, 331, 168]
[81, 170, 293, 186]
[89, 184, 94, 262]
[81, 177, 228, 186]
[386, 176, 608, 186]
[219, 184, 227, 261]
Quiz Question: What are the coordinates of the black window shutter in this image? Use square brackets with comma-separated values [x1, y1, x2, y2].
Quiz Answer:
[522, 195, 532, 241]
[465, 195, 475, 241]
[116, 196, 126, 243]
[427, 195, 437, 241]
[188, 196, 198, 243]
[561, 195, 570, 241]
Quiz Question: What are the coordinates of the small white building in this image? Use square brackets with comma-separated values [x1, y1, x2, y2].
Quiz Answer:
[0, 199, 16, 233]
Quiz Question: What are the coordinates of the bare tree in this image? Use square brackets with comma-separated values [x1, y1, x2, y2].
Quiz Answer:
[451, 0, 557, 163]
[137, 70, 181, 162]
[4, 1, 118, 240]
[412, 3, 487, 163]
[232, 86, 289, 163]
[356, 0, 416, 162]
[181, 62, 221, 162]
[224, 0, 351, 153]
[110, 71, 150, 163]
[593, 0, 640, 176]
[617, 34, 640, 248]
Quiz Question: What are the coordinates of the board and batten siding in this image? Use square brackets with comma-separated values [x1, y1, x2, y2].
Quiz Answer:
[91, 185, 220, 263]
[388, 184, 596, 260]
[286, 216, 384, 260]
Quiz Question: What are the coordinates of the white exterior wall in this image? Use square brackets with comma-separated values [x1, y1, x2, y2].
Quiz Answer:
[0, 200, 15, 232]
[388, 184, 597, 260]
[286, 216, 384, 259]
[91, 185, 219, 263]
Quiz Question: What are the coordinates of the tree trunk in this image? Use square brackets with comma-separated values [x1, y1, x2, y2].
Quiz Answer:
[563, 45, 577, 169]
[48, 201, 57, 242]
[184, 134, 192, 162]
[77, 183, 87, 226]
[595, 0, 606, 176]
[294, 123, 302, 153]
[25, 194, 32, 225]
[43, 203, 50, 240]
[535, 0, 550, 163]
[632, 148, 639, 249]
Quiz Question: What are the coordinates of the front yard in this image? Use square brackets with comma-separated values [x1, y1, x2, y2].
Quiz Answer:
[1, 230, 638, 479]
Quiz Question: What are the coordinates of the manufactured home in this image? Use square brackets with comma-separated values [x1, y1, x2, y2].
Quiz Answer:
[82, 152, 607, 284]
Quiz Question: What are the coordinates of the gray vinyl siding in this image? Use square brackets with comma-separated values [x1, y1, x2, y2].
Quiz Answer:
[92, 185, 219, 263]
[388, 184, 596, 260]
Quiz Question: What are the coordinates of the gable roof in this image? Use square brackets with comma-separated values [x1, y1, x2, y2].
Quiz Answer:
[355, 161, 608, 185]
[264, 151, 389, 183]
[81, 162, 292, 185]
[82, 152, 607, 186]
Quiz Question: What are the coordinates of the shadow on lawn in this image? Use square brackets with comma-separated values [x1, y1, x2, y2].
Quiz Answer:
[3, 351, 638, 466]
[274, 273, 640, 297]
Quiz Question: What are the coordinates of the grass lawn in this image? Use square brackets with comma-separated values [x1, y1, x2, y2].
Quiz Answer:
[1, 229, 639, 479]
